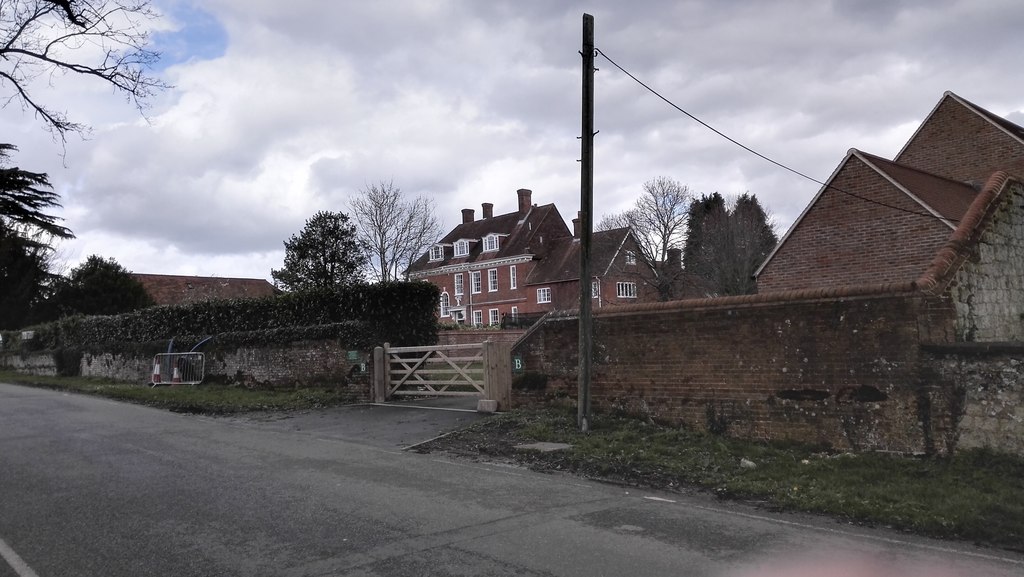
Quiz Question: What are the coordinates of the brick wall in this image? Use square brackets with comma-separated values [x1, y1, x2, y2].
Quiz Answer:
[436, 329, 525, 346]
[758, 156, 952, 293]
[896, 95, 1024, 183]
[513, 290, 967, 454]
[3, 340, 373, 397]
[947, 182, 1024, 341]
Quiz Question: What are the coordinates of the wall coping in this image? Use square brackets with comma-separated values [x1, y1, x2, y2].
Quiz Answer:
[921, 341, 1024, 356]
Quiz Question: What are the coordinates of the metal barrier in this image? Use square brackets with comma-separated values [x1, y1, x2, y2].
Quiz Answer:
[150, 352, 205, 386]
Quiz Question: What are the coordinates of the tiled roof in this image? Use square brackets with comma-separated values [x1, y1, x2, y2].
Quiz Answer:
[525, 228, 631, 285]
[132, 274, 278, 306]
[407, 203, 571, 274]
[856, 151, 978, 223]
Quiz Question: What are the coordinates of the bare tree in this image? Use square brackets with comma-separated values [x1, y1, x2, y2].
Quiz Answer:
[350, 181, 442, 283]
[598, 176, 692, 301]
[1, 0, 169, 142]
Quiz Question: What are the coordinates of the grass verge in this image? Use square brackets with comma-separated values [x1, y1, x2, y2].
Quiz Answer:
[0, 370, 360, 413]
[421, 407, 1024, 552]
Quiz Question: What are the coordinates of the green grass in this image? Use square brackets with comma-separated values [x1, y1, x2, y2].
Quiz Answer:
[0, 370, 360, 413]
[436, 407, 1024, 551]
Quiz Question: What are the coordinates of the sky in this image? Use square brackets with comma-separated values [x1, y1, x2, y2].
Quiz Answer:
[3, 0, 1024, 282]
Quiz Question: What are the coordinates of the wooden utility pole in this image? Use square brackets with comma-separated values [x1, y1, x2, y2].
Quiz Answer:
[578, 13, 594, 432]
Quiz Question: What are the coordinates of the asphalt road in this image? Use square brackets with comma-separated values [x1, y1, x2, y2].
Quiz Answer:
[1, 383, 1021, 577]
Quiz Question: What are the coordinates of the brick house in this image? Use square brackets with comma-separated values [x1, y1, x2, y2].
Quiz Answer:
[406, 189, 655, 326]
[756, 91, 1024, 300]
[132, 273, 278, 306]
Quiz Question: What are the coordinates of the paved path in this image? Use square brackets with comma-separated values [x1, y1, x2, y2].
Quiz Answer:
[1, 383, 1021, 577]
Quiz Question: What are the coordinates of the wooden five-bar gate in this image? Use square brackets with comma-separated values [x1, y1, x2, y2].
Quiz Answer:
[372, 341, 511, 410]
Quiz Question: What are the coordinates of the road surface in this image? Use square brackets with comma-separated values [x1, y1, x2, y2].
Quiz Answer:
[1, 383, 1021, 577]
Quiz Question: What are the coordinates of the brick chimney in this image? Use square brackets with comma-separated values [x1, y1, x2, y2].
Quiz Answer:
[517, 188, 532, 214]
[572, 213, 581, 238]
[667, 248, 682, 269]
[482, 202, 493, 219]
[461, 208, 475, 224]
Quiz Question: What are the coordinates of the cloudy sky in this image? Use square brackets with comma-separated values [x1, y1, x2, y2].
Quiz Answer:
[3, 0, 1024, 282]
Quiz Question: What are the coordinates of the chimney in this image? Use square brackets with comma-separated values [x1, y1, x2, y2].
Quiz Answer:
[482, 202, 493, 219]
[572, 214, 581, 238]
[517, 188, 532, 214]
[461, 208, 475, 224]
[667, 248, 682, 269]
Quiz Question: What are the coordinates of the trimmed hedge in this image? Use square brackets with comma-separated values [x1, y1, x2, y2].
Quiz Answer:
[0, 282, 439, 351]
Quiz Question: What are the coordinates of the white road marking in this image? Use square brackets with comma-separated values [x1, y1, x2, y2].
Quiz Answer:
[0, 536, 40, 577]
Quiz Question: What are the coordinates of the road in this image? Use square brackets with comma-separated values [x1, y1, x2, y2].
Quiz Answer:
[0, 383, 1021, 577]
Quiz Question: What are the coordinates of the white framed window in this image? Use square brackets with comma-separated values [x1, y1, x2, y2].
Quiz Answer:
[510, 306, 518, 320]
[473, 310, 483, 327]
[483, 234, 499, 252]
[509, 265, 517, 289]
[439, 292, 450, 317]
[489, 309, 499, 326]
[429, 245, 444, 261]
[625, 250, 636, 265]
[454, 240, 469, 257]
[471, 271, 482, 294]
[454, 273, 464, 296]
[616, 282, 637, 298]
[537, 287, 551, 304]
[488, 268, 498, 292]
[591, 280, 599, 298]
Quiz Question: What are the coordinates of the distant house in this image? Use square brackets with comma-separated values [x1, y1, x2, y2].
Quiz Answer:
[757, 91, 1024, 293]
[132, 274, 279, 306]
[406, 188, 655, 326]
[755, 91, 1024, 341]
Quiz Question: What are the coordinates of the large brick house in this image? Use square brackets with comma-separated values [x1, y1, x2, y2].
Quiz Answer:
[406, 188, 655, 325]
[756, 92, 1024, 301]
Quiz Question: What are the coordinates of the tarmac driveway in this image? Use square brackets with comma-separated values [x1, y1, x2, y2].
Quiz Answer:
[220, 395, 488, 449]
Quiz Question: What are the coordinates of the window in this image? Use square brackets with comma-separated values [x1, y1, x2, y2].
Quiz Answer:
[509, 265, 517, 289]
[616, 282, 637, 298]
[537, 287, 551, 303]
[510, 306, 518, 320]
[454, 273, 464, 296]
[454, 240, 469, 257]
[439, 292, 450, 317]
[471, 271, 482, 294]
[483, 234, 499, 252]
[591, 280, 599, 298]
[625, 250, 636, 265]
[488, 268, 498, 292]
[489, 309, 499, 326]
[430, 245, 444, 261]
[473, 310, 483, 327]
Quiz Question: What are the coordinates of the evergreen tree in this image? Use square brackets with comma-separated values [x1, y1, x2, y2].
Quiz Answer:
[0, 223, 51, 329]
[271, 211, 367, 291]
[50, 255, 153, 317]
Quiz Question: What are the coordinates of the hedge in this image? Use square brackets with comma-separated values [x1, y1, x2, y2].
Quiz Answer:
[0, 282, 439, 351]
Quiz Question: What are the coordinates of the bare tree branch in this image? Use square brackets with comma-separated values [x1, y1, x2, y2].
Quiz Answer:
[1, 0, 169, 143]
[350, 181, 443, 283]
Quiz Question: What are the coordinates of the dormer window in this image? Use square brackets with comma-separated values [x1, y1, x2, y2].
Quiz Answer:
[429, 245, 444, 261]
[454, 240, 470, 257]
[482, 234, 499, 252]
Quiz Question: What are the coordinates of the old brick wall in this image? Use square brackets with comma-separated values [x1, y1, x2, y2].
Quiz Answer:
[757, 156, 952, 293]
[923, 344, 1024, 456]
[514, 291, 956, 453]
[948, 182, 1024, 341]
[3, 340, 372, 397]
[895, 95, 1024, 184]
[436, 329, 525, 346]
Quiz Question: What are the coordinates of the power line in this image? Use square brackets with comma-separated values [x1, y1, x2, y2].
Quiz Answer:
[594, 47, 958, 224]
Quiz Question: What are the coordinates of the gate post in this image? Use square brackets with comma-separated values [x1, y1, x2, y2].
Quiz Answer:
[483, 340, 512, 410]
[373, 344, 387, 403]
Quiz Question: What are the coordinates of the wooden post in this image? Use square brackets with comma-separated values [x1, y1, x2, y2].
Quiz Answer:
[373, 344, 387, 403]
[578, 13, 595, 432]
[483, 340, 512, 410]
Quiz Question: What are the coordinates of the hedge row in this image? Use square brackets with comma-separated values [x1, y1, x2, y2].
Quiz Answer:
[2, 282, 439, 351]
